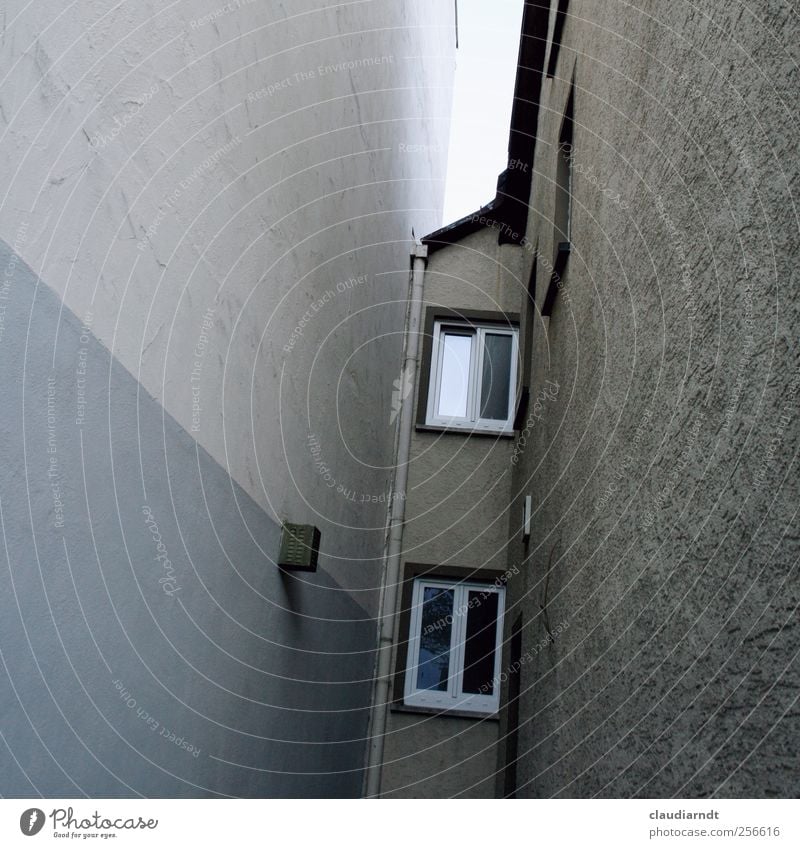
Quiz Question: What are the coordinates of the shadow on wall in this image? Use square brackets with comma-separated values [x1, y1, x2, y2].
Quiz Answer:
[0, 241, 376, 798]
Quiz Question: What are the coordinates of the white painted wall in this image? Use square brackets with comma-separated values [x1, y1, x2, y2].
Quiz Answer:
[0, 0, 455, 603]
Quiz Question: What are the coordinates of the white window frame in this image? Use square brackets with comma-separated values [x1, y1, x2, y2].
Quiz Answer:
[404, 578, 506, 715]
[425, 320, 519, 433]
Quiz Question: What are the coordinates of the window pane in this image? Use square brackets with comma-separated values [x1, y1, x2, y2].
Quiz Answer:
[461, 591, 499, 695]
[416, 587, 454, 691]
[555, 146, 572, 242]
[480, 333, 512, 420]
[437, 332, 472, 418]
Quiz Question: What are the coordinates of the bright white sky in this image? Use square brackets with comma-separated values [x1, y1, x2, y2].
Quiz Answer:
[442, 0, 525, 224]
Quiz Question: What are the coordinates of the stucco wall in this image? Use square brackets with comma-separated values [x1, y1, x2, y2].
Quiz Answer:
[0, 0, 456, 607]
[0, 242, 377, 797]
[379, 228, 524, 797]
[505, 0, 799, 798]
[402, 230, 524, 574]
[0, 1, 456, 797]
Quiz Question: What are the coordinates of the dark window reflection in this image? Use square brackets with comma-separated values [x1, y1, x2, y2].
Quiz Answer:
[480, 333, 512, 420]
[416, 587, 454, 691]
[462, 591, 499, 694]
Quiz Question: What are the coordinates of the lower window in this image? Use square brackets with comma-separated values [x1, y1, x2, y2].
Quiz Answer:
[404, 578, 506, 714]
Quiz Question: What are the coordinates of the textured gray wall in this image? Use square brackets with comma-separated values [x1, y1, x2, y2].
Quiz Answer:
[504, 0, 799, 798]
[0, 0, 457, 799]
[0, 241, 375, 797]
[0, 0, 456, 612]
[380, 230, 523, 798]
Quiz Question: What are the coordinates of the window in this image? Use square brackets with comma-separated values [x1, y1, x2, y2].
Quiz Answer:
[544, 86, 574, 317]
[404, 578, 506, 715]
[546, 0, 570, 78]
[425, 319, 519, 432]
[514, 251, 539, 428]
[554, 86, 574, 248]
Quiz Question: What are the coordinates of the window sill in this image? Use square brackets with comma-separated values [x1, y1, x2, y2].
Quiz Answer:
[416, 424, 515, 439]
[392, 702, 500, 721]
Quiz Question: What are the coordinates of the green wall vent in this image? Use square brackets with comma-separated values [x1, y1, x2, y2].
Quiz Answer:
[279, 523, 321, 572]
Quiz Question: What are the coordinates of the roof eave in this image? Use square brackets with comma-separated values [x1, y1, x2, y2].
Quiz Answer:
[421, 1, 551, 254]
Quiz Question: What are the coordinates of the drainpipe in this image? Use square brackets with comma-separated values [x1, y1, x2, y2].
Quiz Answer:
[364, 240, 428, 798]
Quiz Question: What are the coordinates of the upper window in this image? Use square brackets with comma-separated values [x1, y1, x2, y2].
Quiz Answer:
[546, 0, 570, 78]
[425, 319, 519, 433]
[404, 578, 506, 715]
[554, 86, 574, 247]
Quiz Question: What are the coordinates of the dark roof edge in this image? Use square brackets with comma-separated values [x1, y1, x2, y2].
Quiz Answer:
[422, 1, 551, 255]
[421, 195, 501, 253]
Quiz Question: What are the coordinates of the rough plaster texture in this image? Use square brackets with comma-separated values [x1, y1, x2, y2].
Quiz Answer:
[379, 712, 499, 798]
[0, 0, 456, 609]
[0, 241, 378, 797]
[379, 228, 524, 797]
[502, 0, 799, 798]
[400, 231, 524, 576]
[0, 1, 456, 797]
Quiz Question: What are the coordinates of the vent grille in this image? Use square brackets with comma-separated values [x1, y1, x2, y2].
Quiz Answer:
[279, 523, 321, 572]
